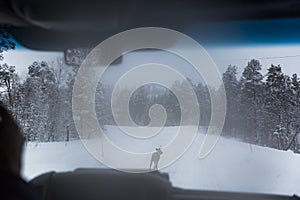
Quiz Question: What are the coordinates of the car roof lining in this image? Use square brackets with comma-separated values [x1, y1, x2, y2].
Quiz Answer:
[2, 0, 300, 51]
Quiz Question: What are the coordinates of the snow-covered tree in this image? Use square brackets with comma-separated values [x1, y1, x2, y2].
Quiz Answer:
[222, 65, 240, 136]
[194, 82, 211, 127]
[22, 61, 57, 142]
[0, 64, 18, 107]
[240, 59, 264, 143]
[265, 65, 295, 149]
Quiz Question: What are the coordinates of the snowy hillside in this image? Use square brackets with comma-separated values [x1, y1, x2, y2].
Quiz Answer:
[23, 126, 300, 196]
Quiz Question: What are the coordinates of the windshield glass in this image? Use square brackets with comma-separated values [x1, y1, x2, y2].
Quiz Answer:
[1, 25, 300, 196]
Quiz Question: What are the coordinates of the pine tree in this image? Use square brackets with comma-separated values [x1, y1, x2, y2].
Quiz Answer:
[265, 65, 294, 149]
[222, 65, 240, 136]
[240, 59, 264, 144]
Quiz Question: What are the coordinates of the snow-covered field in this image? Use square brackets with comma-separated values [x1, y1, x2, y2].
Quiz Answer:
[23, 126, 300, 196]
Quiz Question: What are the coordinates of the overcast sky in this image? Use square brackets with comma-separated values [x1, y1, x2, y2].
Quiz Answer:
[2, 44, 300, 87]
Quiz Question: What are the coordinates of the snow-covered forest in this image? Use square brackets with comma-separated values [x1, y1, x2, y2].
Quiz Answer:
[1, 30, 300, 153]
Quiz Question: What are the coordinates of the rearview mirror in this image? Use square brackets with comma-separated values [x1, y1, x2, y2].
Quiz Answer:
[64, 47, 122, 67]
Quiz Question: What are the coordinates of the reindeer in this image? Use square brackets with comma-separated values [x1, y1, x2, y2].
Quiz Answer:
[149, 147, 163, 170]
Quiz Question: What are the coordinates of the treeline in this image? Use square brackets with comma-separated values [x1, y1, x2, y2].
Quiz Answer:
[1, 54, 300, 152]
[0, 59, 78, 142]
[97, 59, 300, 153]
[221, 60, 300, 152]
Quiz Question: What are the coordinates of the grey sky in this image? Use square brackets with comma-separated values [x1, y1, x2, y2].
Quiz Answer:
[2, 44, 300, 86]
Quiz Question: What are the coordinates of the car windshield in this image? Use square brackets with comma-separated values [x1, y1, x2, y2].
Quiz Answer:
[1, 20, 300, 196]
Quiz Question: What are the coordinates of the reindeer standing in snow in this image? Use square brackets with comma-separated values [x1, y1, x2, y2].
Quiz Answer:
[150, 147, 163, 170]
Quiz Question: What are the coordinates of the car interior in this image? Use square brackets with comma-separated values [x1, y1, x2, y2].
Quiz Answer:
[1, 0, 300, 200]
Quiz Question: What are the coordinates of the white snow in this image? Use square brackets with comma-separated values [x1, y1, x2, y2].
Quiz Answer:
[22, 126, 300, 196]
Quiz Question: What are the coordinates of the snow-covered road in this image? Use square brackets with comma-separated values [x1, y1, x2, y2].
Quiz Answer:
[23, 126, 300, 196]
